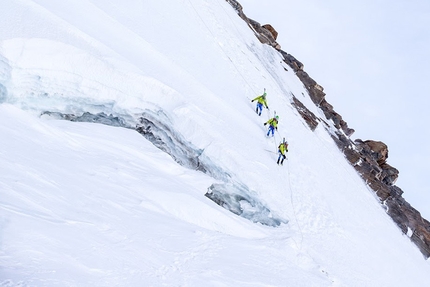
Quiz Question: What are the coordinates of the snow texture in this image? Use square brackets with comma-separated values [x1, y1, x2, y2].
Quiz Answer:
[0, 0, 429, 286]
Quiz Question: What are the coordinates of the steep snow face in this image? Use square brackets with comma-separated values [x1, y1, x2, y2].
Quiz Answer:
[1, 0, 430, 286]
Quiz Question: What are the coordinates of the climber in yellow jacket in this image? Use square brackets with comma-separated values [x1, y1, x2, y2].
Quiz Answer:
[264, 115, 278, 137]
[251, 90, 269, 116]
[277, 141, 288, 165]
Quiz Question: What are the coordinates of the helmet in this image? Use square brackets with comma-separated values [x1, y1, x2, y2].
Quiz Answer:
[275, 115, 279, 120]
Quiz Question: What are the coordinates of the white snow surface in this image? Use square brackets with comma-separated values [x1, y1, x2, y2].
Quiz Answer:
[0, 0, 429, 286]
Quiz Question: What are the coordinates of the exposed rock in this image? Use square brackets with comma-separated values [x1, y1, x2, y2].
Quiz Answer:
[262, 24, 278, 40]
[411, 229, 430, 259]
[363, 140, 388, 165]
[380, 162, 399, 185]
[385, 196, 430, 258]
[295, 70, 326, 106]
[255, 22, 275, 43]
[340, 120, 355, 137]
[314, 83, 324, 92]
[291, 94, 319, 131]
[295, 70, 316, 90]
[225, 0, 246, 20]
[320, 100, 337, 125]
[343, 146, 361, 165]
[224, 1, 280, 49]
[369, 179, 391, 200]
[248, 19, 281, 49]
[279, 50, 304, 71]
[385, 196, 410, 233]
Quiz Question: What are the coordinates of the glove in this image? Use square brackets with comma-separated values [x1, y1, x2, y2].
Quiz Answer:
[251, 100, 254, 102]
[266, 106, 269, 109]
[264, 123, 267, 126]
[275, 127, 278, 130]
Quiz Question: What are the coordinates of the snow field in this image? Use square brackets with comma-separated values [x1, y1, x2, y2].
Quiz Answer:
[0, 0, 430, 286]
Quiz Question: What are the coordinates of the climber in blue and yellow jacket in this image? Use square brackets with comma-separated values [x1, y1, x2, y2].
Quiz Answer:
[251, 90, 269, 116]
[277, 141, 288, 165]
[264, 115, 278, 137]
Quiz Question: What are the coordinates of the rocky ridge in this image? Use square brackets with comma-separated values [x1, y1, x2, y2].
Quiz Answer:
[225, 0, 430, 259]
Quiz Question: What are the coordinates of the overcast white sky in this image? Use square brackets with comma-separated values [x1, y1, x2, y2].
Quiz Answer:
[240, 0, 430, 219]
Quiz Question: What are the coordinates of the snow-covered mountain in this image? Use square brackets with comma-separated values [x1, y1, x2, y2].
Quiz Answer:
[1, 0, 429, 286]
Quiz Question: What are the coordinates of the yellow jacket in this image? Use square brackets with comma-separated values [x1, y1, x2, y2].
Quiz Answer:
[278, 143, 288, 155]
[265, 117, 278, 128]
[252, 93, 268, 108]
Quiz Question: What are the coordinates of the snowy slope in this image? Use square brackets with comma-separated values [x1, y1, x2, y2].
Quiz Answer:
[1, 0, 429, 286]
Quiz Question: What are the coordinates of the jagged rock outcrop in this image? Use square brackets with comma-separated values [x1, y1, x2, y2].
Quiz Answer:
[278, 54, 355, 136]
[295, 70, 326, 105]
[262, 24, 278, 40]
[320, 99, 355, 136]
[225, 0, 245, 20]
[247, 19, 281, 50]
[278, 50, 304, 71]
[225, 0, 430, 259]
[290, 94, 319, 131]
[225, 0, 281, 50]
[337, 135, 429, 257]
[363, 140, 388, 164]
[385, 195, 430, 259]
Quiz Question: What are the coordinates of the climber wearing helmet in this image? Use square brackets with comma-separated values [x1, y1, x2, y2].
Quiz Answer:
[277, 140, 288, 165]
[251, 89, 269, 116]
[264, 115, 279, 137]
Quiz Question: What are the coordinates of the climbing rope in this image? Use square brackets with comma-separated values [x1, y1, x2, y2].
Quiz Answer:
[270, 131, 304, 250]
[286, 153, 304, 250]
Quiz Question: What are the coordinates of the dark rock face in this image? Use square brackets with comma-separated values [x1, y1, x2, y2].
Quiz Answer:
[226, 0, 430, 258]
[262, 24, 278, 40]
[279, 50, 304, 71]
[292, 69, 355, 137]
[225, 0, 245, 18]
[225, 0, 281, 49]
[278, 57, 354, 137]
[363, 140, 388, 164]
[380, 162, 399, 185]
[290, 94, 319, 131]
[385, 196, 430, 258]
[248, 19, 281, 50]
[320, 99, 354, 136]
[341, 135, 429, 257]
[354, 140, 399, 187]
[295, 70, 325, 105]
